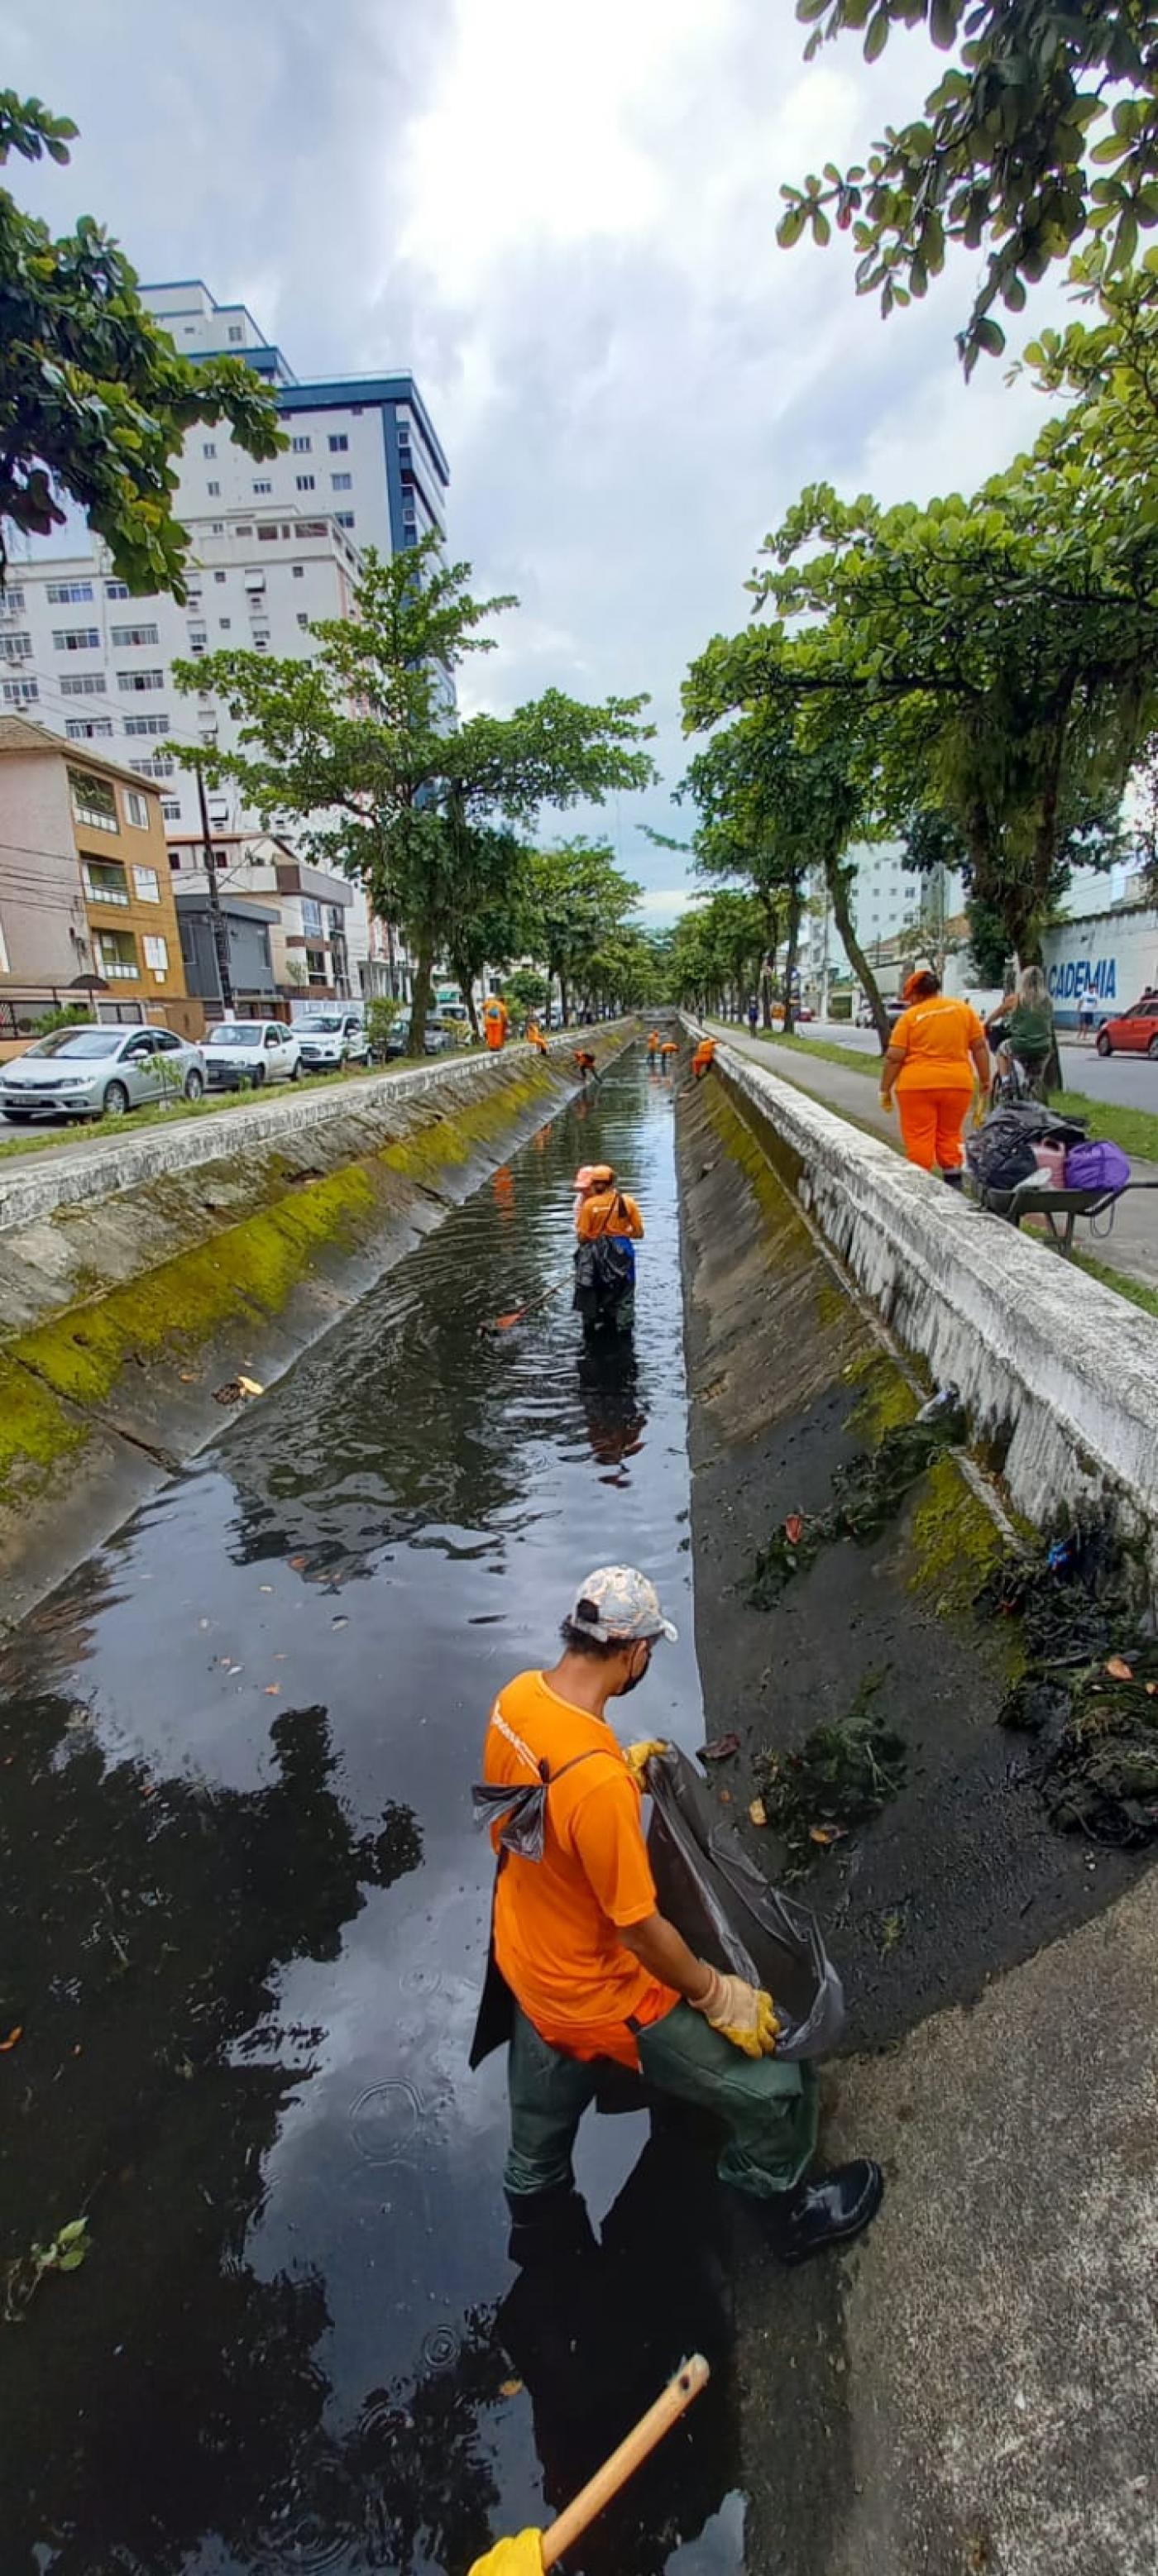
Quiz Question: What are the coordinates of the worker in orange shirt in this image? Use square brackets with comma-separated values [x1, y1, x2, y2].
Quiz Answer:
[646, 1029, 662, 1070]
[484, 992, 510, 1052]
[878, 967, 990, 1186]
[573, 1045, 598, 1084]
[573, 1163, 644, 1335]
[691, 1036, 716, 1080]
[659, 1039, 678, 1074]
[472, 1566, 883, 2270]
[526, 1016, 549, 1057]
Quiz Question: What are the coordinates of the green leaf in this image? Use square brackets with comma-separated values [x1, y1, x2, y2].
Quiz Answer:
[973, 315, 1006, 356]
[778, 207, 809, 247]
[930, 0, 957, 48]
[56, 2247, 88, 2272]
[864, 9, 890, 61]
[56, 2220, 88, 2246]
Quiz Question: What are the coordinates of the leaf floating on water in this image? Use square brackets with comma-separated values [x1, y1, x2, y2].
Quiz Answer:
[809, 1824, 847, 1847]
[289, 1556, 307, 1571]
[499, 2377, 524, 2398]
[784, 1513, 805, 1546]
[0, 2025, 22, 2052]
[1105, 1656, 1134, 1682]
[237, 1375, 264, 1398]
[264, 1685, 281, 1696]
[701, 1732, 741, 1763]
[749, 1798, 768, 1828]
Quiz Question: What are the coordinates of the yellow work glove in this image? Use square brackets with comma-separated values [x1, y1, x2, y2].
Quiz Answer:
[467, 2535, 543, 2576]
[878, 1091, 894, 1115]
[691, 1965, 780, 2058]
[623, 1738, 668, 1784]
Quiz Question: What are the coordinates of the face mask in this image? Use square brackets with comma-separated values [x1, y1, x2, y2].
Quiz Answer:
[617, 1643, 653, 1697]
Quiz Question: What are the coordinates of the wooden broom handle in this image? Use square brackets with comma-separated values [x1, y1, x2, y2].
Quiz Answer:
[540, 2354, 711, 2569]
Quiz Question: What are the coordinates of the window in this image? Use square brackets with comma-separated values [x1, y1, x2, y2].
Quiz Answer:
[207, 480, 221, 497]
[123, 713, 170, 738]
[335, 512, 355, 529]
[0, 633, 32, 661]
[296, 474, 315, 491]
[125, 790, 151, 830]
[253, 479, 272, 495]
[2, 677, 37, 704]
[328, 433, 348, 452]
[291, 435, 312, 453]
[60, 673, 107, 697]
[188, 629, 208, 647]
[292, 563, 304, 578]
[253, 634, 270, 651]
[53, 627, 101, 651]
[110, 623, 160, 648]
[1, 584, 26, 609]
[106, 581, 130, 600]
[296, 612, 309, 628]
[134, 866, 160, 902]
[234, 524, 252, 537]
[214, 570, 227, 584]
[70, 769, 120, 834]
[47, 579, 94, 604]
[301, 898, 323, 936]
[161, 798, 182, 822]
[117, 668, 165, 691]
[228, 324, 244, 342]
[258, 523, 280, 542]
[219, 618, 232, 630]
[397, 425, 411, 448]
[143, 934, 170, 974]
[211, 521, 225, 535]
[83, 858, 129, 904]
[131, 753, 175, 780]
[294, 519, 326, 537]
[305, 947, 328, 982]
[66, 717, 114, 740]
[203, 442, 217, 458]
[331, 471, 352, 490]
[95, 929, 138, 979]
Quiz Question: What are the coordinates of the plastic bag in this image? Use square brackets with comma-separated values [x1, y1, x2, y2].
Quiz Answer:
[644, 1745, 845, 2059]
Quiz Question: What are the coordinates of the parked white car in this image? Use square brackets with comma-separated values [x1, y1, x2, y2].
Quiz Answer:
[203, 1019, 302, 1092]
[295, 1011, 369, 1072]
[0, 1024, 207, 1125]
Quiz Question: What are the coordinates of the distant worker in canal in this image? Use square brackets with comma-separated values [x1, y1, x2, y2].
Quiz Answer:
[572, 1164, 644, 1336]
[473, 1566, 883, 2270]
[485, 992, 511, 1053]
[659, 1038, 678, 1074]
[878, 967, 989, 1189]
[573, 1045, 598, 1086]
[647, 1029, 662, 1070]
[691, 1036, 716, 1081]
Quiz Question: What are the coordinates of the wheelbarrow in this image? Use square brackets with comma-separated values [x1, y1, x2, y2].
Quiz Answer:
[977, 1174, 1158, 1256]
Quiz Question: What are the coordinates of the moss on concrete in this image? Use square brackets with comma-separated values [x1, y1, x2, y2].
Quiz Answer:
[0, 1353, 84, 1484]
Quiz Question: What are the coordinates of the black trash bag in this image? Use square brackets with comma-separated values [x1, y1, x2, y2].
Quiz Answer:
[967, 1100, 1087, 1192]
[644, 1745, 845, 2059]
[573, 1236, 633, 1323]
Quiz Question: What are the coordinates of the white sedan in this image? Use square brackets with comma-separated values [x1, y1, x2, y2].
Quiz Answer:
[203, 1019, 302, 1091]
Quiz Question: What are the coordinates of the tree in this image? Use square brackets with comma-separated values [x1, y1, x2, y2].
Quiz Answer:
[504, 966, 548, 1019]
[529, 839, 644, 1025]
[0, 92, 281, 591]
[716, 452, 1158, 970]
[778, 0, 1158, 370]
[175, 538, 655, 1050]
[665, 891, 768, 1016]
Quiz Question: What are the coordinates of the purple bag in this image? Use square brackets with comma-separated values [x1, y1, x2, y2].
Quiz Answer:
[1064, 1140, 1131, 1192]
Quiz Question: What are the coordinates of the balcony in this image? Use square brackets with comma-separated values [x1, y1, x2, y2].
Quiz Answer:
[83, 865, 131, 908]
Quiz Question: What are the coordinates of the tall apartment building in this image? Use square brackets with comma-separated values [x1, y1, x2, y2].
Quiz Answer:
[3, 281, 447, 996]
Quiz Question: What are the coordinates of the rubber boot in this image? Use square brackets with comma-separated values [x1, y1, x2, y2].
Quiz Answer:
[763, 2158, 883, 2267]
[941, 1168, 964, 1192]
[505, 2182, 596, 2268]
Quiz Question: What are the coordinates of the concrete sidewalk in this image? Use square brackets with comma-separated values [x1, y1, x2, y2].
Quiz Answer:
[711, 1022, 1158, 1293]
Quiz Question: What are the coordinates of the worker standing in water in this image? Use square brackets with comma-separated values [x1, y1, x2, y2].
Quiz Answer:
[484, 992, 510, 1052]
[659, 1038, 678, 1075]
[572, 1164, 644, 1336]
[573, 1045, 598, 1085]
[472, 1567, 883, 2269]
[647, 1030, 662, 1070]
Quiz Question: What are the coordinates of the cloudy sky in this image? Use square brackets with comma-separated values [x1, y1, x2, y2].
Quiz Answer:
[6, 0, 1066, 919]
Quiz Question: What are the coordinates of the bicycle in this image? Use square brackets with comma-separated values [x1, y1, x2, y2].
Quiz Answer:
[987, 1020, 1049, 1112]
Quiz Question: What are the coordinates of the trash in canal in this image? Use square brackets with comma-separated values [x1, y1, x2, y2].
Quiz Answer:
[753, 1675, 907, 1876]
[984, 1522, 1158, 1843]
[213, 1374, 264, 1405]
[749, 1386, 965, 1604]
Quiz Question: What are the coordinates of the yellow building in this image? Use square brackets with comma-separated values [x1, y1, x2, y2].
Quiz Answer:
[0, 717, 194, 1035]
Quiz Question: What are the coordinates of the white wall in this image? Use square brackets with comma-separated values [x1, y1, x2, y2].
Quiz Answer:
[1042, 906, 1158, 1028]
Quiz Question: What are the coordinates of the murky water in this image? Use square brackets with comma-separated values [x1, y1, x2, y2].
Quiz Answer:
[1, 1050, 743, 2576]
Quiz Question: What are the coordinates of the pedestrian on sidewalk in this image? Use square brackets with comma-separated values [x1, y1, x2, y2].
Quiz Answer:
[878, 967, 990, 1188]
[472, 1566, 883, 2269]
[485, 992, 510, 1052]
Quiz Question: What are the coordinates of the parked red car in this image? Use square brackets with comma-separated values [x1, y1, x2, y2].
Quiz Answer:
[1096, 992, 1158, 1058]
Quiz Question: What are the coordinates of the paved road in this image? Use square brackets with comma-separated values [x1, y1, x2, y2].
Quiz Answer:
[711, 1020, 1158, 1292]
[778, 1017, 1158, 1114]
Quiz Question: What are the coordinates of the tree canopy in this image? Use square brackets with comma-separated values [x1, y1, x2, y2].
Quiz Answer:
[175, 537, 655, 1046]
[778, 0, 1158, 368]
[0, 91, 281, 593]
[528, 838, 644, 1024]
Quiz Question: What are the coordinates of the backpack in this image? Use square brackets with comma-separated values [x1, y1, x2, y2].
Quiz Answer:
[573, 1191, 636, 1318]
[1064, 1140, 1131, 1193]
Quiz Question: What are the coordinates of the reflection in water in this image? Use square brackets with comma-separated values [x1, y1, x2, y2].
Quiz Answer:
[0, 1053, 730, 2575]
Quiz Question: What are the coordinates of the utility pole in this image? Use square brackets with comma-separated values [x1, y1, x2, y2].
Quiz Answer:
[195, 759, 233, 1014]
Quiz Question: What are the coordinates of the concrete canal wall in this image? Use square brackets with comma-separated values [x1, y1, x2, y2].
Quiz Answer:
[0, 1025, 634, 1618]
[694, 1026, 1158, 1563]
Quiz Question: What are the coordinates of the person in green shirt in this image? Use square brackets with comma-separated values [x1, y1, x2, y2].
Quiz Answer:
[986, 965, 1055, 1094]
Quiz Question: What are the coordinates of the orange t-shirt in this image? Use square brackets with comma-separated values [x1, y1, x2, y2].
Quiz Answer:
[485, 1670, 677, 2067]
[575, 1187, 644, 1242]
[891, 995, 985, 1091]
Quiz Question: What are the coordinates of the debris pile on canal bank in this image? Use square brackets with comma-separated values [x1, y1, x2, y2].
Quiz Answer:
[748, 1386, 965, 1606]
[987, 1525, 1158, 1846]
[752, 1678, 907, 1877]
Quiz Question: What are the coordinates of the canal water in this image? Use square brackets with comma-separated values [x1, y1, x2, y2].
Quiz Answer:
[2, 1049, 744, 2576]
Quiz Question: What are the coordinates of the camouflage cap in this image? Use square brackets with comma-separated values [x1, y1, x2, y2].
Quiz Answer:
[567, 1565, 678, 1645]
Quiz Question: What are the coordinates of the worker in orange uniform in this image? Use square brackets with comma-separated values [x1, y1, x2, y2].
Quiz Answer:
[484, 992, 510, 1052]
[878, 966, 990, 1188]
[573, 1046, 598, 1085]
[471, 1566, 883, 2274]
[526, 1016, 549, 1057]
[691, 1036, 716, 1080]
[647, 1029, 662, 1070]
[572, 1164, 644, 1335]
[659, 1039, 678, 1075]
